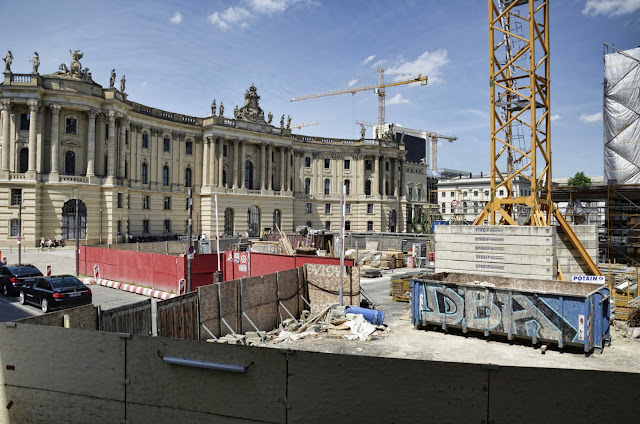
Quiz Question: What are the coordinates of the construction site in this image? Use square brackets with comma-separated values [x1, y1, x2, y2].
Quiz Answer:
[1, 1, 639, 423]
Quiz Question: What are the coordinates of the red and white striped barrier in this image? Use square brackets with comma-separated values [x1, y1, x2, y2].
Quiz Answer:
[93, 277, 177, 300]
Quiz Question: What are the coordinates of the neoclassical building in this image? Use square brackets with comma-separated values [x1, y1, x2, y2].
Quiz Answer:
[0, 50, 409, 247]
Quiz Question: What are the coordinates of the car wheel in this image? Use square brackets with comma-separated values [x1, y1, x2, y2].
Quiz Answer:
[41, 298, 49, 313]
[19, 291, 25, 305]
[2, 283, 8, 297]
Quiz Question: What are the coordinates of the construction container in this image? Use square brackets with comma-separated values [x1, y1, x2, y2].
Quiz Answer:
[410, 272, 610, 352]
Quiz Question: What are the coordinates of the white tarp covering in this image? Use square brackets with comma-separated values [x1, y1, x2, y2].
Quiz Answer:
[604, 46, 640, 184]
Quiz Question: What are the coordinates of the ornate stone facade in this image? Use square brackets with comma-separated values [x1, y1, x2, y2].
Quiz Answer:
[0, 51, 408, 246]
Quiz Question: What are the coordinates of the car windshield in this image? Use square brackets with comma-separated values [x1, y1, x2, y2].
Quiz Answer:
[49, 277, 83, 289]
[12, 267, 43, 277]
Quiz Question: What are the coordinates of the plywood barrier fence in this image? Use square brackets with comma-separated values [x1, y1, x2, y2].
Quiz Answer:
[1, 324, 637, 423]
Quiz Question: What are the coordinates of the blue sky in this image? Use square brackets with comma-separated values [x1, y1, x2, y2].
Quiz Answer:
[1, 0, 638, 178]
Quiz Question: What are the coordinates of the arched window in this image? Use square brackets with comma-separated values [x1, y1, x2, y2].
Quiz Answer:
[244, 160, 253, 189]
[19, 148, 28, 173]
[141, 163, 148, 184]
[344, 179, 351, 196]
[61, 199, 87, 239]
[163, 165, 170, 186]
[247, 205, 260, 237]
[406, 206, 413, 230]
[305, 178, 311, 195]
[273, 209, 282, 231]
[223, 170, 227, 187]
[124, 160, 128, 180]
[224, 208, 234, 235]
[388, 209, 397, 232]
[364, 180, 372, 196]
[64, 151, 75, 176]
[324, 179, 330, 195]
[185, 167, 192, 187]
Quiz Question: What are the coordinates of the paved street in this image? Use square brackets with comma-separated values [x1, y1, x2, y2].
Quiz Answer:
[0, 246, 151, 322]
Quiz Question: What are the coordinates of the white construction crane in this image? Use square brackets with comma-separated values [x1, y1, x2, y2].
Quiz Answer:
[291, 68, 427, 126]
[356, 121, 457, 171]
[290, 121, 319, 130]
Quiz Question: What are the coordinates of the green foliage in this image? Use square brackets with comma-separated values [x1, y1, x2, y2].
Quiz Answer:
[567, 171, 591, 187]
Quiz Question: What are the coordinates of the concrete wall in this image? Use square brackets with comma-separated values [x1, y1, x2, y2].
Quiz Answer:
[15, 304, 98, 330]
[0, 323, 637, 423]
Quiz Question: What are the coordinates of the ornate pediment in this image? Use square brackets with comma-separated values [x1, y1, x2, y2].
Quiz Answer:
[234, 84, 266, 124]
[61, 139, 81, 148]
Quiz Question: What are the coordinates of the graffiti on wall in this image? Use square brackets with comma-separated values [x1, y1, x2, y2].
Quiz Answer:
[417, 284, 579, 342]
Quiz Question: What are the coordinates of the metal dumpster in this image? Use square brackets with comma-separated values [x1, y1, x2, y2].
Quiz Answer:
[411, 272, 610, 352]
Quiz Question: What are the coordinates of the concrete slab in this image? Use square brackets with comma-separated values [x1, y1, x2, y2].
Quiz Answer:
[436, 251, 556, 266]
[436, 233, 555, 246]
[436, 225, 556, 237]
[435, 259, 556, 278]
[436, 242, 554, 256]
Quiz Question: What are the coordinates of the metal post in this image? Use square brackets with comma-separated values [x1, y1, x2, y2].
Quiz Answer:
[339, 182, 345, 306]
[18, 199, 22, 265]
[99, 207, 103, 245]
[215, 194, 220, 273]
[75, 198, 80, 276]
[187, 188, 193, 292]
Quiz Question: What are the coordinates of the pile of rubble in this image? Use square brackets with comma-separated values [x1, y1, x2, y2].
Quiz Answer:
[265, 305, 390, 344]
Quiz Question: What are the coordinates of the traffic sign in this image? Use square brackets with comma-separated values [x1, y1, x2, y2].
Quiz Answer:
[451, 199, 458, 207]
[16, 236, 21, 245]
[188, 245, 195, 254]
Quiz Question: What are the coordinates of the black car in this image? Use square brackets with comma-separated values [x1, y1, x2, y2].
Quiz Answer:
[0, 265, 44, 296]
[19, 275, 92, 313]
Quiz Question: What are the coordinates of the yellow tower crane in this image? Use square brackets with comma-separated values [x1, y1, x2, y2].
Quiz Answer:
[290, 121, 319, 130]
[477, 0, 599, 278]
[291, 68, 428, 126]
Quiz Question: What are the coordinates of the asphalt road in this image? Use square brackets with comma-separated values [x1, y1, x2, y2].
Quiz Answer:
[0, 246, 151, 322]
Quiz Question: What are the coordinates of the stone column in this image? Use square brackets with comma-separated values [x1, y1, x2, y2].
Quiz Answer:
[49, 104, 61, 179]
[279, 146, 285, 192]
[118, 117, 127, 178]
[232, 139, 239, 189]
[151, 128, 160, 186]
[266, 144, 273, 190]
[373, 154, 380, 196]
[1, 101, 12, 171]
[240, 139, 247, 189]
[85, 109, 98, 177]
[106, 112, 116, 181]
[260, 143, 266, 190]
[209, 136, 216, 186]
[171, 132, 179, 187]
[399, 158, 405, 198]
[217, 138, 224, 187]
[27, 100, 40, 172]
[203, 137, 210, 186]
[177, 133, 185, 188]
[131, 123, 140, 182]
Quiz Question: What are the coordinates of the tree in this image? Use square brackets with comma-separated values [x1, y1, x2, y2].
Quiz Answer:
[567, 171, 591, 187]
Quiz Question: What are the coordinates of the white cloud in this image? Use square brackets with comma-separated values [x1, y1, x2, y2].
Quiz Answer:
[363, 55, 375, 64]
[347, 78, 358, 87]
[141, 81, 148, 87]
[208, 7, 252, 30]
[246, 0, 301, 14]
[170, 12, 182, 24]
[386, 49, 450, 84]
[460, 108, 487, 119]
[579, 112, 602, 123]
[582, 0, 640, 16]
[387, 93, 410, 105]
[550, 114, 561, 121]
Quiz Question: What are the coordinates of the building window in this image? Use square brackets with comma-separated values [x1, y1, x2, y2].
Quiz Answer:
[223, 144, 228, 157]
[450, 191, 455, 196]
[499, 189, 504, 196]
[20, 113, 30, 131]
[163, 166, 170, 186]
[408, 187, 413, 201]
[142, 133, 149, 148]
[344, 159, 350, 170]
[19, 148, 28, 173]
[305, 178, 311, 195]
[224, 208, 234, 234]
[273, 209, 282, 230]
[385, 161, 389, 171]
[164, 197, 171, 210]
[324, 158, 330, 169]
[484, 190, 489, 196]
[117, 220, 122, 235]
[223, 170, 227, 187]
[306, 220, 312, 228]
[365, 180, 372, 195]
[325, 203, 331, 214]
[344, 179, 351, 195]
[367, 203, 374, 214]
[10, 219, 20, 237]
[164, 220, 171, 233]
[324, 179, 330, 195]
[64, 151, 76, 176]
[185, 198, 189, 211]
[385, 181, 390, 196]
[345, 204, 351, 214]
[10, 189, 22, 206]
[442, 192, 447, 197]
[442, 203, 446, 213]
[474, 191, 478, 197]
[142, 220, 149, 234]
[365, 160, 372, 171]
[125, 130, 129, 145]
[417, 188, 422, 201]
[185, 141, 193, 155]
[367, 221, 374, 231]
[141, 163, 148, 184]
[143, 196, 150, 210]
[163, 137, 170, 152]
[244, 160, 254, 189]
[65, 117, 77, 134]
[117, 193, 123, 208]
[127, 195, 130, 209]
[324, 220, 331, 230]
[185, 168, 192, 187]
[345, 221, 351, 231]
[305, 156, 311, 167]
[306, 203, 312, 213]
[105, 124, 109, 139]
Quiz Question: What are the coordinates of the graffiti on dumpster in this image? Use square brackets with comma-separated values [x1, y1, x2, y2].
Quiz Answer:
[418, 284, 578, 342]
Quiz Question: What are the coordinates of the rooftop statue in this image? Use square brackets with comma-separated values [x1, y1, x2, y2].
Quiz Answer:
[49, 49, 94, 83]
[31, 52, 40, 73]
[267, 111, 273, 124]
[219, 102, 224, 117]
[110, 69, 116, 88]
[3, 50, 12, 73]
[286, 115, 291, 130]
[234, 84, 266, 123]
[211, 99, 217, 116]
[69, 49, 83, 76]
[120, 75, 126, 92]
[280, 114, 285, 129]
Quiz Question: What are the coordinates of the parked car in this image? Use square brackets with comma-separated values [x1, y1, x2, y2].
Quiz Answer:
[0, 265, 44, 296]
[19, 275, 92, 313]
